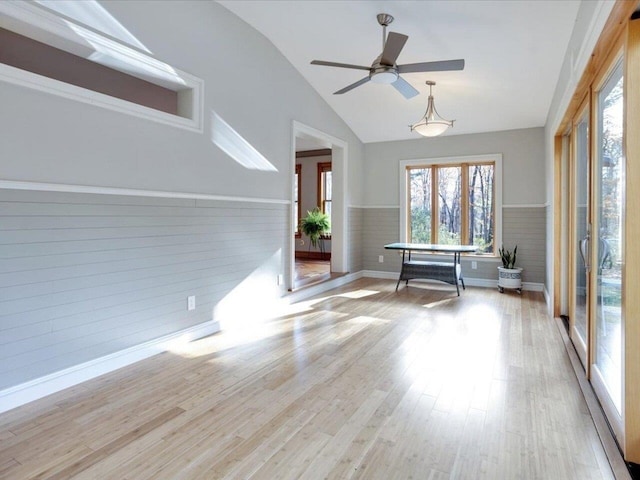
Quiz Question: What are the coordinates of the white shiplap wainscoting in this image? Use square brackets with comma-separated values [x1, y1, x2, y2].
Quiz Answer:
[0, 183, 289, 413]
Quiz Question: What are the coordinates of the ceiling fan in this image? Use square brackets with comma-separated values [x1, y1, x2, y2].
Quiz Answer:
[311, 13, 464, 99]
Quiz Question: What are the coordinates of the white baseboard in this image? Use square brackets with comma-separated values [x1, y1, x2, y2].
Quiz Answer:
[286, 271, 363, 303]
[361, 270, 544, 292]
[361, 270, 397, 280]
[0, 320, 220, 414]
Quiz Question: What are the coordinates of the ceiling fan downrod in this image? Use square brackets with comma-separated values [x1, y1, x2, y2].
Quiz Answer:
[377, 13, 394, 50]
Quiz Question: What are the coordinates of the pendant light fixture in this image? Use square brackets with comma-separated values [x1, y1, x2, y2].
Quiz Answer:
[410, 81, 454, 137]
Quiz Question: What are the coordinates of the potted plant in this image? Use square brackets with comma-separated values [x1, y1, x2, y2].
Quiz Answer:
[498, 245, 523, 293]
[300, 207, 330, 251]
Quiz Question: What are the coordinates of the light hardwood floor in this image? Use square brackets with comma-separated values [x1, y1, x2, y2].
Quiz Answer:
[0, 279, 615, 479]
[294, 259, 333, 289]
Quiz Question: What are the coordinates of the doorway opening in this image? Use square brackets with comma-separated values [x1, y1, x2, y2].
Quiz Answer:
[290, 122, 348, 291]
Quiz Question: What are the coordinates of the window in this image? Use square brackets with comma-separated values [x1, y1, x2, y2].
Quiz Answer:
[0, 2, 203, 132]
[294, 164, 301, 236]
[400, 155, 502, 255]
[317, 162, 332, 234]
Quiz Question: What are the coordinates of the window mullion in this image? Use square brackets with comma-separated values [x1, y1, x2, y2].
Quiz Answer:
[406, 167, 412, 241]
[431, 166, 438, 244]
[461, 164, 469, 245]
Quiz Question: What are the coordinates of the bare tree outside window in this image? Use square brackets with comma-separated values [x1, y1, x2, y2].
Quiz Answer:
[437, 166, 462, 245]
[468, 164, 494, 253]
[409, 168, 432, 243]
[408, 162, 495, 253]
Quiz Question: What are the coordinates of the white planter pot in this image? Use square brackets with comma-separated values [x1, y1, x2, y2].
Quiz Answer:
[497, 267, 523, 293]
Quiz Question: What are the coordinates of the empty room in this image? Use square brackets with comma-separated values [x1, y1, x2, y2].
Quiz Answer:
[1, 0, 640, 478]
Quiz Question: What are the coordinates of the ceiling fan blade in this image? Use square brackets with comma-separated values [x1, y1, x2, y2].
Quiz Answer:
[334, 76, 371, 95]
[311, 60, 371, 71]
[397, 59, 465, 74]
[380, 32, 408, 66]
[391, 76, 419, 99]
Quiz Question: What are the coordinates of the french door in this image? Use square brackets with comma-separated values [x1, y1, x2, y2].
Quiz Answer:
[568, 55, 624, 441]
[590, 57, 624, 437]
[569, 103, 590, 367]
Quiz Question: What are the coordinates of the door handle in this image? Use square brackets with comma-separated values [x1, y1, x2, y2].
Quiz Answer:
[580, 236, 590, 271]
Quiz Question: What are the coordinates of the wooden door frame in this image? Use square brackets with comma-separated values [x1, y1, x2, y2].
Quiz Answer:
[553, 0, 640, 462]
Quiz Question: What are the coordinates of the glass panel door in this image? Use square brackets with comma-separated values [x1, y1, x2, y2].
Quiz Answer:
[592, 58, 624, 425]
[570, 108, 590, 365]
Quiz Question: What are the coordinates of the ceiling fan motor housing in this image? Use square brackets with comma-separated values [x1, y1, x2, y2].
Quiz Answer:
[370, 65, 398, 84]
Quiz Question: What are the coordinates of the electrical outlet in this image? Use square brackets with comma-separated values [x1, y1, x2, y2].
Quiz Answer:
[277, 274, 284, 285]
[187, 295, 196, 311]
[471, 261, 478, 270]
[378, 255, 384, 263]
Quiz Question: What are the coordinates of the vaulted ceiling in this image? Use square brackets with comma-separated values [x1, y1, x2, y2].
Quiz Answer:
[219, 0, 580, 143]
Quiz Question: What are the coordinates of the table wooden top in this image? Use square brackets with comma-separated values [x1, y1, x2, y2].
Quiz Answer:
[384, 242, 479, 254]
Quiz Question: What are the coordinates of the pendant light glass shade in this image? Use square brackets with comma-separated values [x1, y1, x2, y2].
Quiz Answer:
[410, 81, 453, 137]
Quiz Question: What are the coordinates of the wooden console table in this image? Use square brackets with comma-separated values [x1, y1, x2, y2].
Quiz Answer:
[384, 243, 478, 295]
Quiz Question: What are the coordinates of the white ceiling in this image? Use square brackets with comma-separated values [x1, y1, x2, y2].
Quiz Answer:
[219, 0, 580, 144]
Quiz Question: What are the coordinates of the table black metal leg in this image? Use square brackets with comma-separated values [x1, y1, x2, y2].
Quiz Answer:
[453, 252, 460, 296]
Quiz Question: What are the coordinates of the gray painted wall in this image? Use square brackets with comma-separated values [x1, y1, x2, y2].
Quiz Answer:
[363, 127, 546, 206]
[348, 208, 363, 273]
[502, 207, 546, 284]
[359, 127, 547, 285]
[0, 0, 565, 395]
[0, 1, 364, 201]
[0, 189, 287, 390]
[0, 0, 365, 392]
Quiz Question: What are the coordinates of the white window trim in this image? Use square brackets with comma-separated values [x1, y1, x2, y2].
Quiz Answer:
[398, 153, 503, 257]
[0, 1, 204, 133]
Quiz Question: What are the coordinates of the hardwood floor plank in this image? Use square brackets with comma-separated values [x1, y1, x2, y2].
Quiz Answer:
[47, 406, 185, 480]
[0, 280, 619, 479]
[298, 389, 388, 479]
[0, 458, 21, 477]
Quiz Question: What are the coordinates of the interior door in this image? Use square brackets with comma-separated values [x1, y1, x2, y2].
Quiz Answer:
[569, 104, 590, 367]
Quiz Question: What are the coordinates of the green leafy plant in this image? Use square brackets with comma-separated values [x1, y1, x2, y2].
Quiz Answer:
[499, 245, 518, 269]
[300, 207, 330, 248]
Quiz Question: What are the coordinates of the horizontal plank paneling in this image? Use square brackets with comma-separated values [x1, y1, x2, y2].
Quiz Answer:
[502, 208, 546, 283]
[0, 231, 279, 258]
[0, 270, 246, 340]
[363, 208, 403, 274]
[348, 208, 363, 272]
[0, 189, 287, 391]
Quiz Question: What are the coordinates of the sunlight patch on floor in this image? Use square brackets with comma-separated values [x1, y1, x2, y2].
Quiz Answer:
[423, 298, 455, 309]
[347, 315, 389, 325]
[336, 289, 379, 299]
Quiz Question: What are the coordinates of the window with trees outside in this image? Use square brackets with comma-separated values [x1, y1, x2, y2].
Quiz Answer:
[318, 162, 332, 235]
[400, 155, 502, 255]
